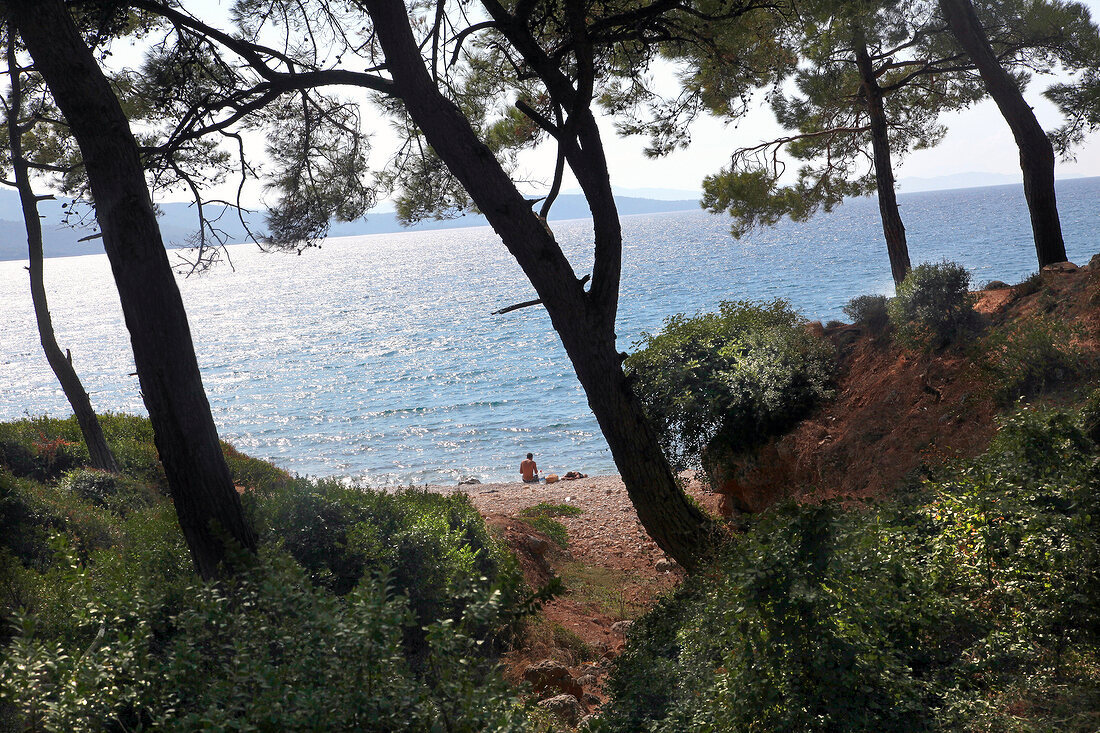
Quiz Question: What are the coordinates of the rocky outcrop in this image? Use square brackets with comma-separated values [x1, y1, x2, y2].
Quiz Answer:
[523, 659, 583, 699]
[538, 694, 585, 726]
[610, 620, 633, 635]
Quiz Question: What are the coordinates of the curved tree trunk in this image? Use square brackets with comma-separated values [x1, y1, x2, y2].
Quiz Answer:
[364, 0, 715, 570]
[11, 0, 256, 579]
[939, 0, 1067, 267]
[854, 36, 911, 286]
[5, 32, 118, 473]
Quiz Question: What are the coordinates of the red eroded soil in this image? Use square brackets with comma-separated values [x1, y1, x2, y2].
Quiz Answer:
[714, 259, 1100, 515]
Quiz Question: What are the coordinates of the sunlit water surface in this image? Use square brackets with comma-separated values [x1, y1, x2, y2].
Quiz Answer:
[2, 178, 1098, 484]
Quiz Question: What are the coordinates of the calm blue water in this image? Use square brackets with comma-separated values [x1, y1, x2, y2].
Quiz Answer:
[2, 178, 1098, 484]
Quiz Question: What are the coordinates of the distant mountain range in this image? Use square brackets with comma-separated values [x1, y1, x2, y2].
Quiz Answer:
[896, 172, 1022, 192]
[3, 172, 1094, 261]
[0, 190, 702, 261]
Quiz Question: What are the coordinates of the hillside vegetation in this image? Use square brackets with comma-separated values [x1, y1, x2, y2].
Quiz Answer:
[2, 261, 1099, 731]
[607, 259, 1100, 731]
[0, 415, 534, 731]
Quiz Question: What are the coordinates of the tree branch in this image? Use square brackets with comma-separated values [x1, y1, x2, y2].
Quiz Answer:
[492, 274, 590, 314]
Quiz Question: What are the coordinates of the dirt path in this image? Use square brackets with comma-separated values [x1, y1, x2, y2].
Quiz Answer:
[432, 475, 722, 714]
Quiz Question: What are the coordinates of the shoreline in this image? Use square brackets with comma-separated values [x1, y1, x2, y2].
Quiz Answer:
[428, 473, 722, 574]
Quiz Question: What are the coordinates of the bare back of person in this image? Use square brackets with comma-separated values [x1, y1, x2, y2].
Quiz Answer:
[520, 454, 539, 483]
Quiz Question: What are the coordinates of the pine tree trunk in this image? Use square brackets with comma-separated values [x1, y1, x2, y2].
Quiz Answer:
[365, 0, 715, 569]
[5, 33, 119, 474]
[939, 0, 1067, 267]
[854, 37, 911, 286]
[10, 0, 256, 579]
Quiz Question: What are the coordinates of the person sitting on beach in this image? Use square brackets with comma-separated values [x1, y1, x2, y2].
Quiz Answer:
[520, 453, 539, 483]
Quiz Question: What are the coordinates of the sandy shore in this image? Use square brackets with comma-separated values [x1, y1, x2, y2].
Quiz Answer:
[431, 473, 721, 573]
[441, 474, 626, 512]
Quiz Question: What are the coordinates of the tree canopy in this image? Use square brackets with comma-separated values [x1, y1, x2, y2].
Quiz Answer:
[622, 0, 1100, 278]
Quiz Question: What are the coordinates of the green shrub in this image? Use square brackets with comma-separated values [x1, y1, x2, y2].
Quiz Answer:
[625, 299, 835, 470]
[519, 502, 583, 519]
[843, 293, 890, 337]
[600, 405, 1100, 732]
[0, 440, 39, 479]
[518, 503, 581, 548]
[59, 468, 159, 517]
[602, 507, 934, 732]
[0, 469, 122, 564]
[525, 516, 570, 548]
[0, 414, 165, 488]
[978, 316, 1089, 402]
[550, 621, 595, 663]
[249, 479, 526, 665]
[1083, 387, 1100, 446]
[0, 413, 302, 497]
[888, 260, 980, 349]
[0, 416, 536, 730]
[0, 550, 531, 732]
[0, 422, 86, 482]
[222, 442, 293, 492]
[0, 471, 45, 565]
[97, 414, 164, 487]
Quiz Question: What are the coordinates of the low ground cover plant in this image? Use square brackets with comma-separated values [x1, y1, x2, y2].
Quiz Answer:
[518, 502, 583, 548]
[625, 299, 835, 471]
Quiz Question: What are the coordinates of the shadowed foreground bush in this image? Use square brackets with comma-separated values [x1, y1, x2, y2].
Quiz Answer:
[978, 315, 1091, 403]
[248, 478, 527, 665]
[0, 413, 162, 486]
[0, 415, 535, 731]
[1, 547, 530, 732]
[598, 405, 1100, 732]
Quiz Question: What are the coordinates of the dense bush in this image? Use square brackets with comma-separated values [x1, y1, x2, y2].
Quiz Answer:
[0, 548, 531, 732]
[0, 469, 123, 566]
[599, 404, 1100, 732]
[843, 293, 890, 337]
[625, 299, 835, 470]
[0, 413, 163, 486]
[0, 415, 535, 730]
[1084, 387, 1100, 446]
[249, 479, 524, 647]
[1015, 271, 1045, 297]
[978, 316, 1089, 402]
[888, 260, 980, 349]
[222, 442, 294, 492]
[59, 468, 160, 517]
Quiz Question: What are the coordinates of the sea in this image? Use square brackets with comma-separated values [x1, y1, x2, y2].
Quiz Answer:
[2, 178, 1098, 485]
